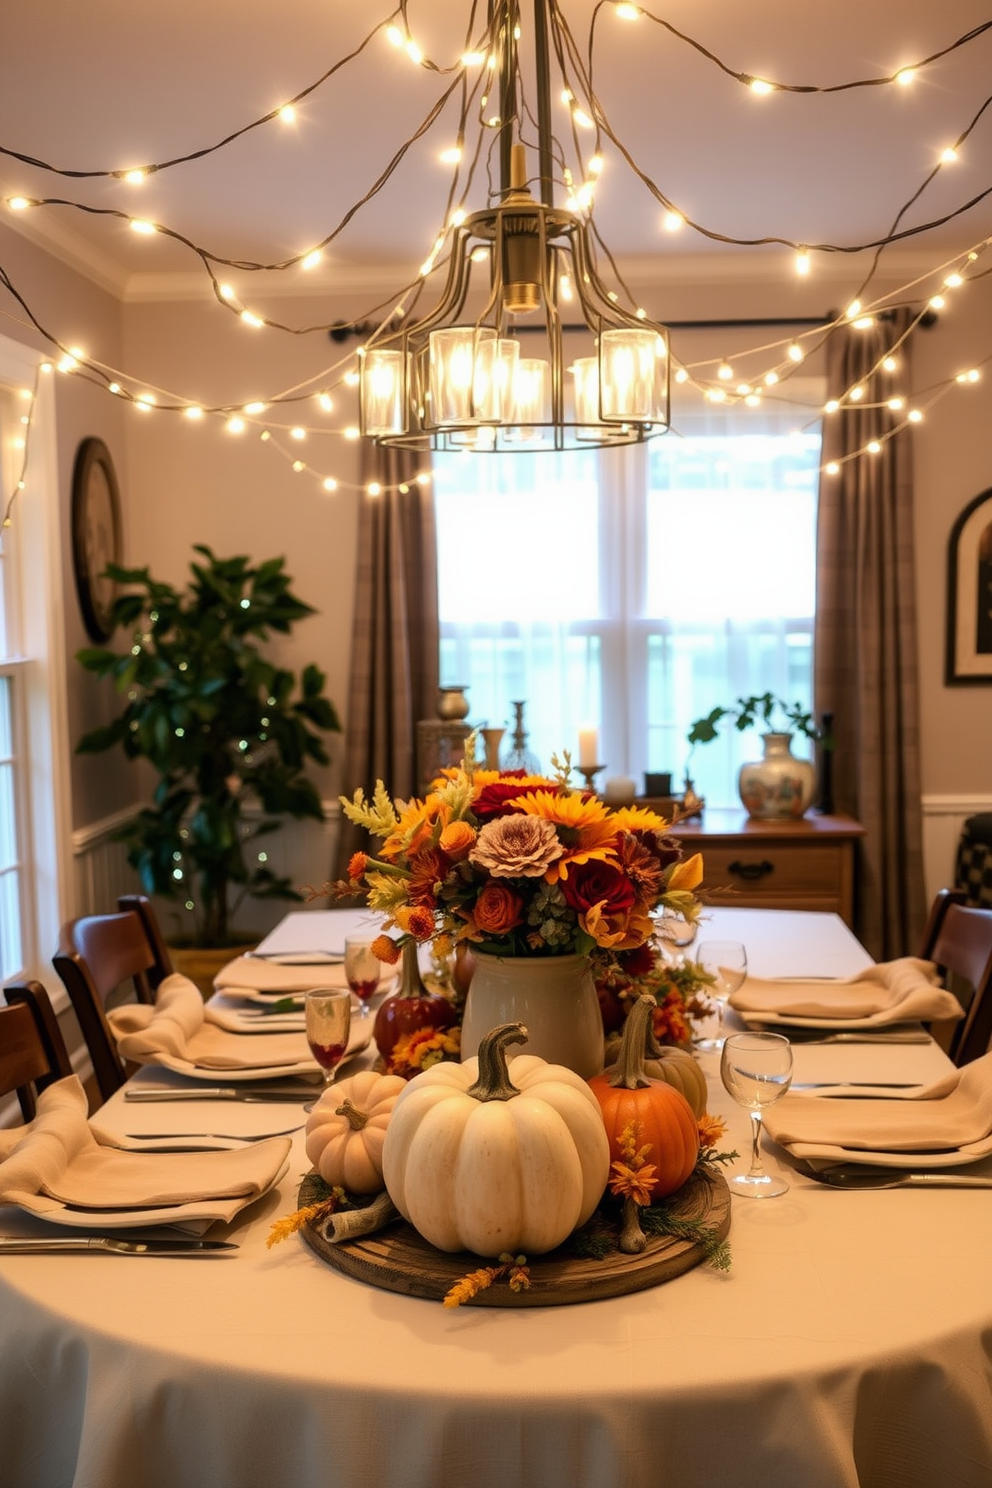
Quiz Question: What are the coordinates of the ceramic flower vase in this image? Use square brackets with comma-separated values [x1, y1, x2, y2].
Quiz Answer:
[738, 732, 816, 820]
[460, 951, 605, 1078]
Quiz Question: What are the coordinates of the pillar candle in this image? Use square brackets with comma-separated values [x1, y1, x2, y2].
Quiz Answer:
[578, 726, 599, 767]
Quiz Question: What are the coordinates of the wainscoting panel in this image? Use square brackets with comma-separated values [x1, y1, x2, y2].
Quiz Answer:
[71, 804, 343, 932]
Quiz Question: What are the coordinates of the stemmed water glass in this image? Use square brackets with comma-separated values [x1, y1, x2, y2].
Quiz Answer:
[695, 939, 747, 1051]
[344, 937, 381, 1016]
[304, 987, 352, 1088]
[720, 1031, 794, 1198]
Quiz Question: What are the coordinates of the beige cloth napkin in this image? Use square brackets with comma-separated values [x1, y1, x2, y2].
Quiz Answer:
[108, 973, 315, 1071]
[729, 957, 963, 1026]
[764, 1050, 992, 1166]
[214, 956, 350, 996]
[0, 1076, 291, 1221]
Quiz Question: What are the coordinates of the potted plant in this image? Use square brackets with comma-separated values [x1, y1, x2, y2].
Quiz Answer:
[686, 692, 830, 819]
[76, 544, 341, 954]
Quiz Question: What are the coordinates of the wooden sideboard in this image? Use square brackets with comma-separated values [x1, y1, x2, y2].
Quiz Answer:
[660, 807, 865, 928]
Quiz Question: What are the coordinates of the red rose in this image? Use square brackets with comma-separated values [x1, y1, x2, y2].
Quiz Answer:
[472, 779, 547, 821]
[560, 859, 636, 918]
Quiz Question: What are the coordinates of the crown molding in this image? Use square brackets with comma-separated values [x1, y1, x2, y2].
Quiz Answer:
[120, 246, 969, 306]
[1, 195, 129, 298]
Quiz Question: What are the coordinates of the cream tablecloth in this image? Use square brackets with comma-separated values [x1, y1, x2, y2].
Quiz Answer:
[2, 908, 991, 1488]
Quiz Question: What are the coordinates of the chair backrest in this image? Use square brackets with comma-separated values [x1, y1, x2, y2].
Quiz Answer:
[1, 980, 74, 1120]
[918, 887, 992, 1065]
[117, 894, 174, 992]
[53, 908, 172, 1103]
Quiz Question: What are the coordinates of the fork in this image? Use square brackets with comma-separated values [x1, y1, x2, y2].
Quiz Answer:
[123, 1124, 304, 1143]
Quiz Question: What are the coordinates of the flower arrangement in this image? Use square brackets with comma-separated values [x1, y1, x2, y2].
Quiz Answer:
[335, 748, 704, 968]
[596, 952, 715, 1048]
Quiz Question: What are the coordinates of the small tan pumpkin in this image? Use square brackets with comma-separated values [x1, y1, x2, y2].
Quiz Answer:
[305, 1070, 406, 1194]
[604, 1031, 707, 1119]
[381, 1023, 610, 1257]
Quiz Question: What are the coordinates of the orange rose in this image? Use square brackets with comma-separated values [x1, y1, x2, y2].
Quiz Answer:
[439, 821, 477, 861]
[472, 881, 525, 936]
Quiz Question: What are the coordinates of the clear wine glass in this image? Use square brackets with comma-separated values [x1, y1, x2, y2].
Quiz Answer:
[304, 987, 352, 1088]
[720, 1031, 794, 1198]
[344, 937, 381, 1016]
[695, 939, 747, 1051]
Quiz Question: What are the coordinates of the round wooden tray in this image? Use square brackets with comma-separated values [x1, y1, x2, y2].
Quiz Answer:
[299, 1169, 731, 1307]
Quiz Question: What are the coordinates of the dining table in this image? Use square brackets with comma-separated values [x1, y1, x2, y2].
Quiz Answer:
[2, 906, 992, 1488]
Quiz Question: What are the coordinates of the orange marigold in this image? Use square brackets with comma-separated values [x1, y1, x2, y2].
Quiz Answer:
[371, 934, 400, 965]
[697, 1112, 728, 1149]
[394, 904, 436, 942]
[347, 851, 369, 880]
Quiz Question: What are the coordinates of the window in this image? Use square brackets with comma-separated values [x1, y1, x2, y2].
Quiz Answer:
[0, 335, 71, 985]
[434, 382, 823, 805]
[0, 382, 27, 979]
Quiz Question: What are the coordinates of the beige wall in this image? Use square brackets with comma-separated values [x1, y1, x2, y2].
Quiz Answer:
[912, 272, 992, 795]
[3, 226, 991, 897]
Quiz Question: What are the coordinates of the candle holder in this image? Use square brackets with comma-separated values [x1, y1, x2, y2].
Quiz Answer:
[577, 763, 606, 794]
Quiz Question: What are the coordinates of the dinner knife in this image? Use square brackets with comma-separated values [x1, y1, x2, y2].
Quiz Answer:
[808, 1167, 992, 1190]
[0, 1236, 238, 1255]
[125, 1086, 318, 1103]
[751, 1029, 932, 1044]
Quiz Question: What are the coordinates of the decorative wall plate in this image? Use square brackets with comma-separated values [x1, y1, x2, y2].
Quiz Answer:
[71, 436, 122, 641]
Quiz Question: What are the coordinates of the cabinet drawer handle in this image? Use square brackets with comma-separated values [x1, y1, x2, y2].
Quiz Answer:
[728, 859, 775, 882]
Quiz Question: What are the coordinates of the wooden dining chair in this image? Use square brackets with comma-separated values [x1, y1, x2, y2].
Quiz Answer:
[53, 906, 173, 1103]
[918, 887, 992, 1065]
[1, 980, 75, 1120]
[116, 893, 174, 993]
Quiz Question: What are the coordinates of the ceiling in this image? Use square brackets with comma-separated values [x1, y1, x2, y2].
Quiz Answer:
[2, 0, 991, 304]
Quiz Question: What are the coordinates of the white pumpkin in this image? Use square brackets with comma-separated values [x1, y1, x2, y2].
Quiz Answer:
[305, 1070, 406, 1194]
[381, 1023, 610, 1257]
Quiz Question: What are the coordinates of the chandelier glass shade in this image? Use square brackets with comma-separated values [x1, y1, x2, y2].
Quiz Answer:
[359, 1, 671, 453]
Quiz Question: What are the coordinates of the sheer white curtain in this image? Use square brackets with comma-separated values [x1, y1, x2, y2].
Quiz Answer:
[434, 381, 823, 803]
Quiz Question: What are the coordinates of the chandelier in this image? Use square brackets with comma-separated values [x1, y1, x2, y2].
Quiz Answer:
[359, 0, 671, 452]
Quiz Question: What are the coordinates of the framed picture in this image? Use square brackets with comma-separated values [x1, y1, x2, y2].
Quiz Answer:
[71, 437, 122, 642]
[947, 485, 992, 684]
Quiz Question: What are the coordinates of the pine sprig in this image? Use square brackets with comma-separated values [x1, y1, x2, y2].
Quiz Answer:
[640, 1205, 732, 1272]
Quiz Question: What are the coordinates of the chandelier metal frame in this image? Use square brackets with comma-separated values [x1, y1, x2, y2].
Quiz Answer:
[359, 0, 671, 452]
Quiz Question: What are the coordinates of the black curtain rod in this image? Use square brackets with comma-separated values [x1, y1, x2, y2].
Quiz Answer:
[329, 307, 933, 342]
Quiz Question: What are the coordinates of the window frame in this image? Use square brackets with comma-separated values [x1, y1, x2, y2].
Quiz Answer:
[0, 333, 73, 990]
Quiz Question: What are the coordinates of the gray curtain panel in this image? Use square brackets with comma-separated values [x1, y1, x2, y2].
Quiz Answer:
[333, 442, 439, 881]
[814, 309, 926, 958]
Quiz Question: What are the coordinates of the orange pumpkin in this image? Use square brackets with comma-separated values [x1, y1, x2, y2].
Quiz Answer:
[589, 995, 700, 1200]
